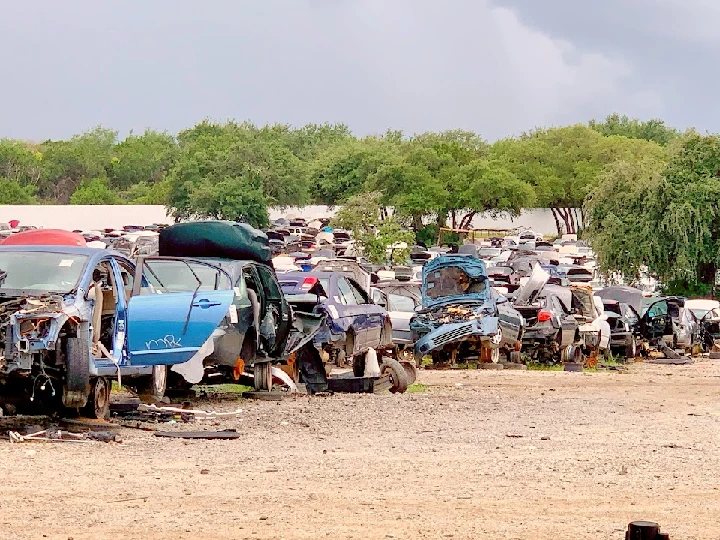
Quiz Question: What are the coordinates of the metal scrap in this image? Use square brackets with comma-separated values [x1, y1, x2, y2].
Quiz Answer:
[8, 427, 120, 443]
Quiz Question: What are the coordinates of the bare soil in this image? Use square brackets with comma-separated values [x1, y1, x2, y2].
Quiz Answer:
[1, 361, 719, 540]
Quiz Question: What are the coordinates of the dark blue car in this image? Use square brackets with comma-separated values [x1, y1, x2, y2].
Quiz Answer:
[279, 271, 392, 374]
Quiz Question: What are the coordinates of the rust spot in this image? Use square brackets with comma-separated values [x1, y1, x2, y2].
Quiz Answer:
[232, 357, 245, 380]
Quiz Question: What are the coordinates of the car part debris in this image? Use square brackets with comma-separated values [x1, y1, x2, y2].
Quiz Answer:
[154, 429, 241, 440]
[138, 403, 243, 417]
[626, 520, 670, 539]
[8, 427, 120, 443]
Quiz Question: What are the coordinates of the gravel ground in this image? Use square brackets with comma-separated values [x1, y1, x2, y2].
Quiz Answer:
[0, 361, 719, 540]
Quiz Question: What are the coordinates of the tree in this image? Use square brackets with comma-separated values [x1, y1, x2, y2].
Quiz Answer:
[39, 127, 117, 203]
[493, 125, 665, 235]
[585, 133, 720, 292]
[69, 177, 122, 205]
[589, 113, 678, 146]
[0, 178, 37, 204]
[331, 192, 414, 264]
[109, 130, 178, 192]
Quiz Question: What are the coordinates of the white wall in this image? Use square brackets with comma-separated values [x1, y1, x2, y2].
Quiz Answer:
[0, 205, 565, 236]
[0, 205, 173, 231]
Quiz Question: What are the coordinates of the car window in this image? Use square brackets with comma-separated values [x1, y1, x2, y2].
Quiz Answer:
[234, 272, 250, 308]
[256, 264, 281, 300]
[116, 260, 135, 301]
[347, 279, 369, 304]
[647, 301, 667, 318]
[141, 259, 231, 294]
[337, 277, 358, 306]
[388, 293, 416, 312]
[0, 251, 88, 293]
[551, 296, 569, 315]
[371, 289, 386, 305]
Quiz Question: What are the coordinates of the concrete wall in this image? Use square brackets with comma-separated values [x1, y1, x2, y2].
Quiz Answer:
[0, 205, 565, 236]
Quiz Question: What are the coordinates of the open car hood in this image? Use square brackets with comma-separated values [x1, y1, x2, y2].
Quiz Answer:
[513, 264, 550, 306]
[421, 255, 489, 308]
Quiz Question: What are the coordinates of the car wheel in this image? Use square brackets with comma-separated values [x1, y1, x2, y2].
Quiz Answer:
[63, 337, 90, 409]
[253, 362, 272, 392]
[81, 377, 110, 420]
[625, 339, 637, 360]
[490, 347, 500, 363]
[490, 328, 503, 349]
[400, 361, 418, 385]
[380, 358, 409, 393]
[136, 365, 167, 404]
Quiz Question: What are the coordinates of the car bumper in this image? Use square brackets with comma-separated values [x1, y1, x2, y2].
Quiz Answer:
[521, 326, 559, 344]
[609, 331, 633, 348]
[414, 316, 500, 355]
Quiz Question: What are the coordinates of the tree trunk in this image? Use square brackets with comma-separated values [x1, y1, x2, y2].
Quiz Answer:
[450, 210, 457, 230]
[412, 213, 423, 231]
[551, 208, 563, 236]
[459, 211, 477, 230]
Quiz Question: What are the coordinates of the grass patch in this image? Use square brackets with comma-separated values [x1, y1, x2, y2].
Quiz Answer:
[526, 362, 564, 371]
[407, 382, 429, 393]
[194, 384, 252, 395]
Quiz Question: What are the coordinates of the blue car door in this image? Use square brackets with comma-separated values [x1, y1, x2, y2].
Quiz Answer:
[347, 278, 384, 348]
[335, 276, 367, 352]
[125, 257, 235, 366]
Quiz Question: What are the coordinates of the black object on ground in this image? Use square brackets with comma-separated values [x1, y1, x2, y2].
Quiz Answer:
[154, 429, 241, 440]
[626, 520, 670, 539]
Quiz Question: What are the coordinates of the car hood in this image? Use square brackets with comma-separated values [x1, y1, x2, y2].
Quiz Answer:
[513, 264, 549, 306]
[421, 255, 489, 308]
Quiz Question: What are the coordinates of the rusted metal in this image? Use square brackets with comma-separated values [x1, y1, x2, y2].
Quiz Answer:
[625, 521, 670, 539]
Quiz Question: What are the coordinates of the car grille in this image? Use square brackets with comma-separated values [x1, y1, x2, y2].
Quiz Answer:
[433, 323, 475, 346]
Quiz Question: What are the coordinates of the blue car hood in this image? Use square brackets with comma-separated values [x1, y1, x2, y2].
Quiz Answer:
[421, 255, 489, 308]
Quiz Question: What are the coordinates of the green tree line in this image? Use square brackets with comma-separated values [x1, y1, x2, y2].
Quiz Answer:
[7, 113, 720, 291]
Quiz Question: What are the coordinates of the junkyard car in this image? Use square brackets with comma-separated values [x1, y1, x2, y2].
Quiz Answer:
[371, 280, 422, 377]
[600, 298, 640, 359]
[280, 271, 393, 369]
[685, 299, 720, 352]
[0, 246, 234, 418]
[640, 296, 698, 353]
[513, 272, 579, 364]
[410, 255, 524, 365]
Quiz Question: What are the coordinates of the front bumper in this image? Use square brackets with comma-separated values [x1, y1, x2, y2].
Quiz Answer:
[609, 331, 633, 348]
[414, 316, 500, 355]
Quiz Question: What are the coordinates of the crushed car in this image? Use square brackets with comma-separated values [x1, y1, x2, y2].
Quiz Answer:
[0, 245, 234, 418]
[410, 255, 524, 366]
[685, 299, 720, 353]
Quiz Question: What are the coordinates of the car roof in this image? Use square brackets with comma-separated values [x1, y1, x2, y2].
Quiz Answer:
[0, 245, 104, 256]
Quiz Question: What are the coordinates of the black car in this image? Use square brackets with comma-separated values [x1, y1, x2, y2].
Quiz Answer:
[600, 298, 640, 358]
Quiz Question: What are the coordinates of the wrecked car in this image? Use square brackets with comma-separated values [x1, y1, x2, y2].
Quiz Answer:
[410, 255, 524, 365]
[686, 299, 720, 352]
[0, 246, 234, 418]
[599, 298, 640, 359]
[514, 267, 610, 367]
[512, 267, 579, 364]
[640, 296, 698, 354]
[371, 280, 422, 381]
[279, 272, 393, 371]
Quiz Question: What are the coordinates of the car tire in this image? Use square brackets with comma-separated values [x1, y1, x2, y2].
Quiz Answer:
[136, 365, 167, 404]
[400, 361, 418, 385]
[63, 337, 90, 409]
[380, 358, 409, 393]
[253, 361, 272, 392]
[81, 377, 110, 420]
[625, 339, 637, 360]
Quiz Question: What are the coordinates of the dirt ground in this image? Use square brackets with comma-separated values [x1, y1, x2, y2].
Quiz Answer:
[1, 361, 719, 540]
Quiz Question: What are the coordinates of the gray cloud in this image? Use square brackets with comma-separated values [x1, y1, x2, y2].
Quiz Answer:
[0, 0, 679, 141]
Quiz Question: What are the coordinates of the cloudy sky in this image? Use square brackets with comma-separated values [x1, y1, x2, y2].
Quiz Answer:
[0, 0, 713, 141]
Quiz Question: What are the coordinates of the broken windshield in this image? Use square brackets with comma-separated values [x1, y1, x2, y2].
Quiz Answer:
[425, 266, 487, 300]
[0, 252, 88, 293]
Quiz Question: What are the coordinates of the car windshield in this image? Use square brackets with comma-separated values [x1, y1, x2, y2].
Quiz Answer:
[479, 248, 501, 257]
[0, 251, 88, 293]
[425, 266, 487, 300]
[389, 293, 417, 312]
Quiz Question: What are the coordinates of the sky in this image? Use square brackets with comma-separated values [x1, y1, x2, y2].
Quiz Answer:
[0, 0, 714, 141]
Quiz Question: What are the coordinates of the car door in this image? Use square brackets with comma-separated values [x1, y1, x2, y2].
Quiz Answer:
[551, 295, 577, 347]
[126, 257, 235, 366]
[255, 263, 293, 357]
[640, 300, 670, 341]
[622, 303, 640, 334]
[347, 277, 384, 348]
[335, 276, 366, 352]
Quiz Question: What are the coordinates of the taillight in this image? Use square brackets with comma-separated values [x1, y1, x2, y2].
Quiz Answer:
[538, 310, 552, 322]
[301, 276, 318, 290]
